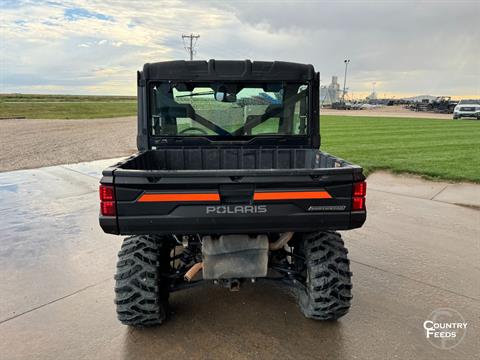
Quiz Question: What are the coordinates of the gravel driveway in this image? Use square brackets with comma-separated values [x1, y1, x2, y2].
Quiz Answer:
[0, 117, 137, 172]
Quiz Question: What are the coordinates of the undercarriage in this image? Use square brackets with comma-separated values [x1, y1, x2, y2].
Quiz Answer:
[114, 231, 353, 326]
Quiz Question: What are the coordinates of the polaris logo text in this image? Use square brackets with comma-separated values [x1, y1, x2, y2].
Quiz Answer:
[206, 205, 267, 214]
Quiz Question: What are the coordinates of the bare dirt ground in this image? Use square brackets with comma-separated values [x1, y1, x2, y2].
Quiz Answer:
[0, 117, 137, 172]
[0, 108, 450, 172]
[321, 105, 453, 119]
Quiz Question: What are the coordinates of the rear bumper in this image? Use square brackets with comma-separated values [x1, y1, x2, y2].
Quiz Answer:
[99, 211, 366, 235]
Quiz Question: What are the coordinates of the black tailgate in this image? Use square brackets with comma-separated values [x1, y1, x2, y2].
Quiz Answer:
[100, 168, 366, 235]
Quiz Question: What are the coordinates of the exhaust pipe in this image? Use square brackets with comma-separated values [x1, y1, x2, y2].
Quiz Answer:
[184, 262, 203, 282]
[269, 232, 294, 251]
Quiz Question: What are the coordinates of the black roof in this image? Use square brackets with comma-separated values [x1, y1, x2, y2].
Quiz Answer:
[141, 60, 315, 82]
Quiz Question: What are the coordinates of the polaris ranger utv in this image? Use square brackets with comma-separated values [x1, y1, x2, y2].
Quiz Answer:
[99, 60, 367, 326]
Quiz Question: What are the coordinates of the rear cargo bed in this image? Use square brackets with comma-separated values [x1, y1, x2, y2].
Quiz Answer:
[117, 148, 352, 172]
[100, 148, 366, 235]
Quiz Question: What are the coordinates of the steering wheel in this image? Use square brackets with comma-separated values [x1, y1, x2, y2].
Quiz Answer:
[179, 126, 208, 135]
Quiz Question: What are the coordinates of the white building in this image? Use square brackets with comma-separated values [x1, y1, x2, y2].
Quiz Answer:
[320, 76, 341, 105]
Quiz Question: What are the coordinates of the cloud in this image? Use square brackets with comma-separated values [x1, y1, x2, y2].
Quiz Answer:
[210, 1, 480, 97]
[64, 7, 114, 21]
[1, 0, 479, 97]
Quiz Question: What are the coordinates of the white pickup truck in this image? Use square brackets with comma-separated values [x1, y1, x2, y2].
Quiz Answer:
[453, 99, 480, 120]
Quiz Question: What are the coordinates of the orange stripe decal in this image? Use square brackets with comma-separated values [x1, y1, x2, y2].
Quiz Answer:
[138, 193, 220, 202]
[253, 191, 331, 201]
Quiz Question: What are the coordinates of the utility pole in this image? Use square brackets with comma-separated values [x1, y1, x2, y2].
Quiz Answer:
[342, 59, 350, 103]
[182, 33, 200, 61]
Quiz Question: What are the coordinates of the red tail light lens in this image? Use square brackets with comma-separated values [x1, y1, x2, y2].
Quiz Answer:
[352, 197, 365, 211]
[352, 181, 366, 211]
[353, 181, 367, 197]
[100, 201, 116, 216]
[100, 185, 116, 216]
[99, 185, 115, 201]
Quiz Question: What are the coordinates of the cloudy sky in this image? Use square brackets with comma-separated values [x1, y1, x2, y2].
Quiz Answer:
[1, 0, 479, 98]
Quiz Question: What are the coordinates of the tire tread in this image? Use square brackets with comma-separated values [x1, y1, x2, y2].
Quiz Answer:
[114, 235, 169, 326]
[296, 231, 353, 320]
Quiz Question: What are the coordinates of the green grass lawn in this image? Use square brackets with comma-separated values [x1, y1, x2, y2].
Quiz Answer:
[0, 94, 136, 119]
[320, 116, 480, 183]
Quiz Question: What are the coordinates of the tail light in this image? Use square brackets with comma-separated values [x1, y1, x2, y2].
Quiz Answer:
[353, 181, 366, 197]
[99, 185, 114, 201]
[100, 201, 115, 216]
[352, 181, 366, 211]
[99, 184, 116, 216]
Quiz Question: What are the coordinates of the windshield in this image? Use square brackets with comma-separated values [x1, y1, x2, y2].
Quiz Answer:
[149, 82, 309, 137]
[459, 99, 480, 105]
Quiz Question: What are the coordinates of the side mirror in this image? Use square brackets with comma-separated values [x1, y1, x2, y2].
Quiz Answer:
[215, 91, 225, 102]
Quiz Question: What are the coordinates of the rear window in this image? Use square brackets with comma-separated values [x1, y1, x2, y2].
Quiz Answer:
[148, 81, 309, 137]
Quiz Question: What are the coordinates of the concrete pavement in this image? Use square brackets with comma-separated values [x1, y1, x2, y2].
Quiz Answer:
[0, 160, 479, 359]
[367, 171, 480, 208]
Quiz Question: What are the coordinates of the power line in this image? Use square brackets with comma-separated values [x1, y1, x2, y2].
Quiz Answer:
[182, 33, 200, 61]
